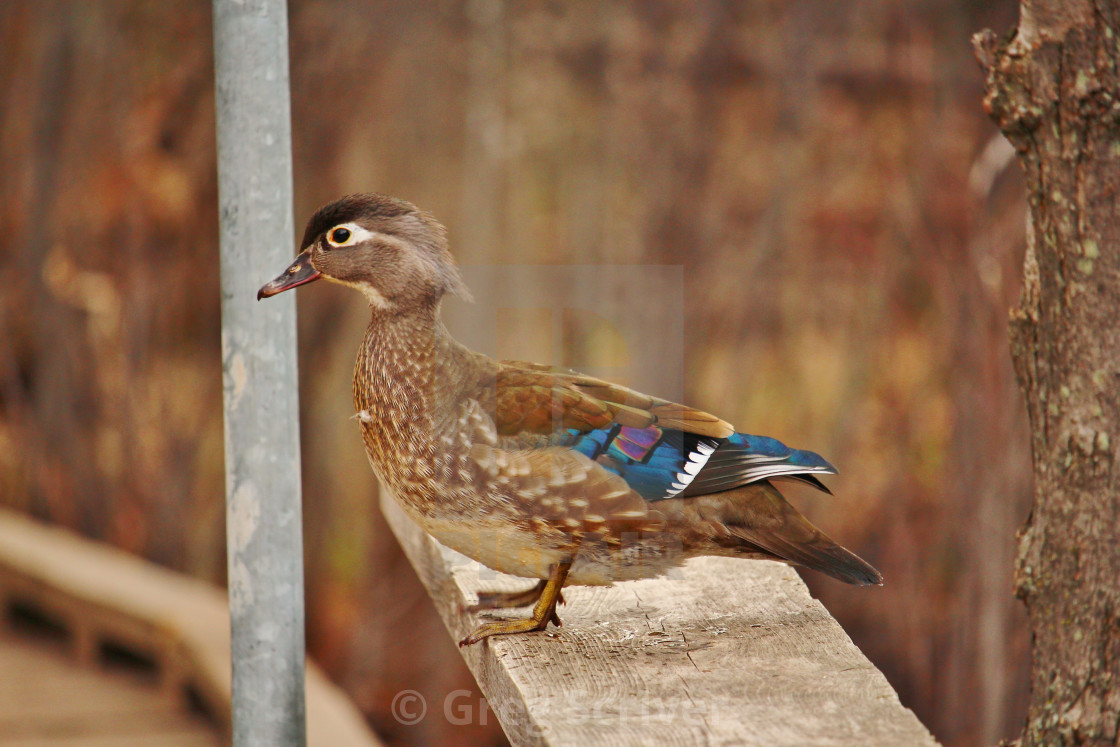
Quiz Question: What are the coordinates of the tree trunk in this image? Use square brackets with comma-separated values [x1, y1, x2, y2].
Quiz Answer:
[974, 3, 1120, 745]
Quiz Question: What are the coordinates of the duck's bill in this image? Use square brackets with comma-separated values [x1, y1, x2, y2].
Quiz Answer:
[257, 249, 321, 300]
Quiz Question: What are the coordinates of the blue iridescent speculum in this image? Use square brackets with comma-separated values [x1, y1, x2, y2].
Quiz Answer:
[559, 423, 832, 503]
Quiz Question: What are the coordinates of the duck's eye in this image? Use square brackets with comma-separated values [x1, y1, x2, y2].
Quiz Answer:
[329, 227, 352, 245]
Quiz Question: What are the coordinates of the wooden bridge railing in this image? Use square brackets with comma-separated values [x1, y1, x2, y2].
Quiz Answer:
[0, 508, 379, 747]
[383, 494, 939, 746]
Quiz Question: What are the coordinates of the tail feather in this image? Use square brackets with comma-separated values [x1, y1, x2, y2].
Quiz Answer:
[716, 481, 882, 586]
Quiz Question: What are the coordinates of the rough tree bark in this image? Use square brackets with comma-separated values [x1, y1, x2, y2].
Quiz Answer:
[973, 2, 1120, 745]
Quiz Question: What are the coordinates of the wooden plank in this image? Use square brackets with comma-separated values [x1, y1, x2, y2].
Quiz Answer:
[382, 495, 939, 747]
[0, 509, 380, 747]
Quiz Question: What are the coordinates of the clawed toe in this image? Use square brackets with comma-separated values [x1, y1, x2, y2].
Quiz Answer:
[467, 580, 551, 612]
[458, 560, 570, 646]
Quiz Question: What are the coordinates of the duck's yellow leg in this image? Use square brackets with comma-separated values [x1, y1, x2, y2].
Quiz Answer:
[459, 559, 571, 647]
[466, 580, 566, 612]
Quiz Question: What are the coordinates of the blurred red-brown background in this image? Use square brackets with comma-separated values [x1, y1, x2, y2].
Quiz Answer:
[0, 1, 1030, 744]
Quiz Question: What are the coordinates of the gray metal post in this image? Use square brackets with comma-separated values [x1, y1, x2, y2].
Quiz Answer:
[212, 1, 306, 745]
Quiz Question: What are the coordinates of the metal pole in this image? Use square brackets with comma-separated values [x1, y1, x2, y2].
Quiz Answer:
[212, 1, 306, 745]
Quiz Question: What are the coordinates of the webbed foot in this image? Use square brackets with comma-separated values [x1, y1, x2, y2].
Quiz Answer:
[459, 559, 571, 647]
[465, 580, 565, 613]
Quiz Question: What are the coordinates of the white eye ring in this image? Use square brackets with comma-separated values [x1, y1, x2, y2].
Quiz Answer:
[327, 223, 359, 247]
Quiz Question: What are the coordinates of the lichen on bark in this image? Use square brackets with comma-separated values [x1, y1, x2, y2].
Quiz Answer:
[974, 3, 1120, 744]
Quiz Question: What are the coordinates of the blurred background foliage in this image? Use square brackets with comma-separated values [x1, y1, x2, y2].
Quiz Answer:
[0, 0, 1030, 744]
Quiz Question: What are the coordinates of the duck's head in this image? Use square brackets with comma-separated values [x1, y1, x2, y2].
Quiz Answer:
[257, 193, 468, 310]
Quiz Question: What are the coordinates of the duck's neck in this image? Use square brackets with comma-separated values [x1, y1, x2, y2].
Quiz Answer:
[353, 303, 474, 430]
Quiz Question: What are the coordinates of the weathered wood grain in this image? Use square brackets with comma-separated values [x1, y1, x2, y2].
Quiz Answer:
[0, 508, 379, 747]
[382, 494, 939, 746]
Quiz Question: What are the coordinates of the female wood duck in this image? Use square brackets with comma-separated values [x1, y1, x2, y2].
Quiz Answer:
[259, 193, 881, 647]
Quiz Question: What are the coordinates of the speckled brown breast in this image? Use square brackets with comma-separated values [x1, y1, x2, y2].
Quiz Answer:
[349, 311, 684, 582]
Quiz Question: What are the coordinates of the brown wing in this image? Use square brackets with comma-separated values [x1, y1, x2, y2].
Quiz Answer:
[462, 361, 734, 537]
[490, 361, 733, 440]
[469, 443, 665, 535]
